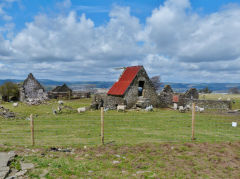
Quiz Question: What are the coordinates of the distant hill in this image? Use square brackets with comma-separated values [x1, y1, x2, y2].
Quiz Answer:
[163, 82, 240, 93]
[0, 79, 240, 93]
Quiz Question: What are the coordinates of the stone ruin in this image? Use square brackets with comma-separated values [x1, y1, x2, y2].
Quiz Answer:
[158, 85, 174, 107]
[20, 73, 48, 105]
[48, 83, 72, 99]
[101, 66, 159, 109]
[0, 105, 15, 118]
[91, 94, 106, 110]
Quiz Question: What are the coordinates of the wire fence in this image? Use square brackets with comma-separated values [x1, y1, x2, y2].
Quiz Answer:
[0, 107, 239, 147]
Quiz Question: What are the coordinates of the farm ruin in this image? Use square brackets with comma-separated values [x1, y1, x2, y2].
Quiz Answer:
[91, 65, 233, 111]
[92, 66, 159, 109]
[19, 73, 48, 104]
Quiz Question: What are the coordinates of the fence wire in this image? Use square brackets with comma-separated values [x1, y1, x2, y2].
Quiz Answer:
[0, 109, 239, 147]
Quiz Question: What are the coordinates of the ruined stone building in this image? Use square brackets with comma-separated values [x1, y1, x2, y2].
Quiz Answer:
[104, 66, 159, 109]
[159, 85, 174, 107]
[48, 84, 72, 99]
[19, 73, 47, 102]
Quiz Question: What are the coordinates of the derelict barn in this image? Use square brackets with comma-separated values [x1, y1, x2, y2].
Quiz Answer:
[105, 66, 159, 109]
[19, 73, 46, 102]
[48, 84, 72, 99]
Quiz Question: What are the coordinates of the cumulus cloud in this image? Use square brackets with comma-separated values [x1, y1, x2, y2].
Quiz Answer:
[0, 0, 240, 82]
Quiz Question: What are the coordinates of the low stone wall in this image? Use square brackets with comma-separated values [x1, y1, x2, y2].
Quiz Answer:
[72, 92, 91, 99]
[48, 92, 71, 99]
[185, 99, 232, 110]
[104, 95, 125, 109]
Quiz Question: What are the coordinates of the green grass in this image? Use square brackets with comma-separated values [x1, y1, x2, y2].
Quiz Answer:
[7, 142, 240, 178]
[0, 96, 239, 147]
[1, 95, 240, 178]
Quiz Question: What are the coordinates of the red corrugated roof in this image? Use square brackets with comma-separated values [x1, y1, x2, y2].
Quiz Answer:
[107, 66, 142, 96]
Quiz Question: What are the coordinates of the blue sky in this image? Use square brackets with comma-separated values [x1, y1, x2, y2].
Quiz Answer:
[3, 0, 240, 31]
[0, 0, 240, 82]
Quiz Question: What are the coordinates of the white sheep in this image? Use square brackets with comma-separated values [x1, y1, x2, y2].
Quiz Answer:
[199, 107, 204, 113]
[145, 105, 153, 111]
[117, 105, 126, 112]
[195, 106, 204, 112]
[179, 106, 186, 113]
[77, 107, 87, 113]
[185, 105, 191, 111]
[218, 97, 222, 101]
[58, 100, 64, 105]
[13, 103, 18, 107]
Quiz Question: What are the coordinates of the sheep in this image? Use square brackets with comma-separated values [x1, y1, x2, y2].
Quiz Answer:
[52, 109, 57, 115]
[185, 105, 191, 111]
[145, 105, 153, 112]
[218, 97, 222, 101]
[57, 106, 62, 113]
[117, 105, 126, 112]
[13, 103, 18, 107]
[58, 100, 64, 105]
[195, 106, 204, 113]
[199, 107, 204, 113]
[77, 107, 87, 113]
[179, 106, 186, 113]
[227, 98, 231, 101]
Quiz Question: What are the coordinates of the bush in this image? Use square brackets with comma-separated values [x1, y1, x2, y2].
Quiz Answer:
[0, 81, 19, 101]
[199, 87, 212, 94]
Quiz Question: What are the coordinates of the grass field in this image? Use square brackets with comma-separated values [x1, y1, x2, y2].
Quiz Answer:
[0, 96, 240, 146]
[0, 94, 240, 146]
[0, 94, 240, 178]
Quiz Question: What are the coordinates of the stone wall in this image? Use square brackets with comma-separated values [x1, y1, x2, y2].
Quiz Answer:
[158, 85, 174, 107]
[24, 78, 44, 99]
[20, 73, 47, 102]
[104, 95, 125, 109]
[185, 99, 232, 110]
[158, 92, 173, 107]
[123, 68, 159, 108]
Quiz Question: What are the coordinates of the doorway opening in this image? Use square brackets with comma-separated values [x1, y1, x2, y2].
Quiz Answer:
[138, 81, 145, 96]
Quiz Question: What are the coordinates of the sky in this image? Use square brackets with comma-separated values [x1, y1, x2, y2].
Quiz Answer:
[0, 0, 240, 83]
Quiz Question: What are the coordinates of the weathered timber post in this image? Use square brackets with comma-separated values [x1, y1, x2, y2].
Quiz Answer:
[30, 114, 35, 146]
[101, 107, 104, 145]
[192, 103, 196, 140]
[68, 91, 71, 100]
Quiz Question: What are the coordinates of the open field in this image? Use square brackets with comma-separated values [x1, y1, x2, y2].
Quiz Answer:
[0, 94, 240, 178]
[0, 94, 240, 146]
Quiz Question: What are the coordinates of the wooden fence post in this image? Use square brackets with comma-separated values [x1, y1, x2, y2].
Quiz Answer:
[192, 103, 196, 140]
[30, 114, 35, 146]
[101, 107, 104, 145]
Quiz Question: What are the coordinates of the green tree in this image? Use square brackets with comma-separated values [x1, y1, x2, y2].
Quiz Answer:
[0, 82, 19, 101]
[199, 87, 212, 94]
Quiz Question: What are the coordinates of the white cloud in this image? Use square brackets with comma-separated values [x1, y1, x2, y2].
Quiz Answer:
[0, 0, 240, 82]
[57, 0, 72, 9]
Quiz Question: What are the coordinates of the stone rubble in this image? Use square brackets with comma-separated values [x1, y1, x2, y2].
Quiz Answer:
[0, 151, 35, 179]
[0, 106, 15, 119]
[0, 152, 16, 179]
